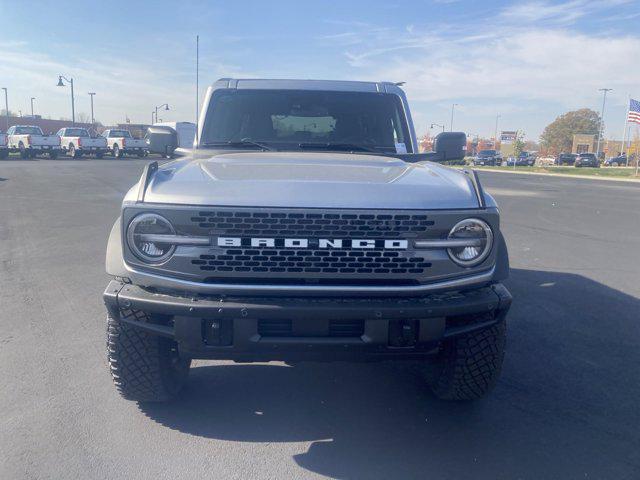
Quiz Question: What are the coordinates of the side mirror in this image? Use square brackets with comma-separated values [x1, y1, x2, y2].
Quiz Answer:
[146, 125, 178, 158]
[432, 132, 467, 161]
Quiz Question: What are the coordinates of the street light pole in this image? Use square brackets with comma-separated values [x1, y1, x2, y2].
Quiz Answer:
[30, 97, 35, 117]
[450, 103, 458, 131]
[430, 123, 445, 133]
[88, 92, 96, 125]
[1, 87, 8, 130]
[494, 114, 501, 146]
[154, 103, 170, 125]
[596, 88, 612, 157]
[57, 75, 76, 125]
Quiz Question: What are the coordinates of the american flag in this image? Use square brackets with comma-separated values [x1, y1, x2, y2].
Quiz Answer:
[628, 98, 640, 124]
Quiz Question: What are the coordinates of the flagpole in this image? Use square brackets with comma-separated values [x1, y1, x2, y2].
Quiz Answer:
[621, 95, 629, 157]
[635, 125, 639, 177]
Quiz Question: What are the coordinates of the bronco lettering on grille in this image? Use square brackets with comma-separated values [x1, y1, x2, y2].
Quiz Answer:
[216, 237, 409, 250]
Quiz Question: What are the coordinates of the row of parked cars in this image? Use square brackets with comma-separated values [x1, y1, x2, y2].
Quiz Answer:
[471, 149, 633, 169]
[472, 150, 536, 167]
[0, 125, 147, 159]
[556, 152, 635, 168]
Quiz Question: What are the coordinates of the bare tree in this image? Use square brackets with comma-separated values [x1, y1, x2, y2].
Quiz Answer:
[76, 112, 91, 124]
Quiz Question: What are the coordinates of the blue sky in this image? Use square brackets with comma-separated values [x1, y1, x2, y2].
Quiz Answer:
[1, 0, 639, 140]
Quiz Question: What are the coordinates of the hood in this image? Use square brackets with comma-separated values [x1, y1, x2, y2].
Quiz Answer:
[137, 151, 480, 209]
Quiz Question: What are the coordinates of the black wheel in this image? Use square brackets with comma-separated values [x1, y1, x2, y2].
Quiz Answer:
[19, 142, 29, 159]
[107, 311, 191, 402]
[113, 144, 123, 158]
[96, 152, 104, 159]
[49, 151, 58, 159]
[136, 151, 145, 158]
[423, 322, 506, 401]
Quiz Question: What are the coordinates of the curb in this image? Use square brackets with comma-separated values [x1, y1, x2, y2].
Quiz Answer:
[468, 168, 640, 184]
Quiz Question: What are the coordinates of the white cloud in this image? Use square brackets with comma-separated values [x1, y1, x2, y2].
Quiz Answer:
[0, 43, 249, 125]
[500, 0, 634, 24]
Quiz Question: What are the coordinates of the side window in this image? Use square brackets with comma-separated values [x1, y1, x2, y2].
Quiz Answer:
[57, 129, 64, 136]
[7, 126, 14, 135]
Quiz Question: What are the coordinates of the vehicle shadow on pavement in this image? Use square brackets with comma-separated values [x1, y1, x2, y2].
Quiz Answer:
[138, 268, 640, 479]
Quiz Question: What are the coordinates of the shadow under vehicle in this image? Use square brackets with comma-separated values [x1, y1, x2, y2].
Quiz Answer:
[135, 268, 640, 479]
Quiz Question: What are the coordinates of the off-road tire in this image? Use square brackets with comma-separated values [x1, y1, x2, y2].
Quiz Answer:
[426, 322, 506, 401]
[49, 151, 58, 159]
[107, 311, 191, 402]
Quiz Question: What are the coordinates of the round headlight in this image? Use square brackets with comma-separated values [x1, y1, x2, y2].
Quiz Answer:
[447, 218, 493, 267]
[127, 213, 176, 263]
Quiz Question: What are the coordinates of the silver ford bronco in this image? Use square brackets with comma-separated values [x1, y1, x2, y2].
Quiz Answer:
[104, 79, 511, 402]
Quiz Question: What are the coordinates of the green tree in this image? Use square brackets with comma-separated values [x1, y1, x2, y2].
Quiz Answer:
[513, 132, 526, 158]
[540, 108, 600, 155]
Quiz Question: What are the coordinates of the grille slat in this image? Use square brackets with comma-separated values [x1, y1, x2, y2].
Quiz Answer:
[191, 211, 434, 238]
[192, 248, 431, 276]
[257, 319, 364, 337]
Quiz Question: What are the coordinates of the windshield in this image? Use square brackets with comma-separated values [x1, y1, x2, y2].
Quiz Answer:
[65, 128, 89, 137]
[478, 150, 496, 156]
[15, 126, 43, 135]
[201, 89, 412, 153]
[109, 130, 132, 138]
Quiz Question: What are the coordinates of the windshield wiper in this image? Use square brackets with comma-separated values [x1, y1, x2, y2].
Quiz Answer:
[297, 142, 378, 153]
[202, 138, 274, 151]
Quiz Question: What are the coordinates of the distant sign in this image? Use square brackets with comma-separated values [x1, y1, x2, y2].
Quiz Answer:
[500, 131, 517, 144]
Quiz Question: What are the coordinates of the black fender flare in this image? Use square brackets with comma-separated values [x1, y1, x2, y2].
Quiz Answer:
[105, 217, 128, 277]
[493, 230, 510, 281]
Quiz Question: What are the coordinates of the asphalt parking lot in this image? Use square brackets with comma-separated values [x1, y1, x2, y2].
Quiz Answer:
[1, 158, 639, 480]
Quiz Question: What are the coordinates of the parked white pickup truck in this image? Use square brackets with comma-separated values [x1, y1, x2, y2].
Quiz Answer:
[7, 125, 61, 159]
[57, 127, 107, 158]
[101, 129, 147, 158]
[0, 132, 8, 159]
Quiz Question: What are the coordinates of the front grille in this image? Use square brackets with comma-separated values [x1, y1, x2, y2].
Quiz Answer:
[192, 249, 431, 275]
[190, 211, 435, 238]
[258, 319, 365, 337]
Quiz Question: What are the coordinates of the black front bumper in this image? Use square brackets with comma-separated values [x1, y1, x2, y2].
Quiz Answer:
[104, 280, 511, 362]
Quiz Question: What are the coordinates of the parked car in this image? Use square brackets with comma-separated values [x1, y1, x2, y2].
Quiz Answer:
[506, 152, 535, 166]
[57, 127, 107, 159]
[537, 156, 556, 166]
[103, 78, 511, 403]
[473, 149, 501, 166]
[519, 151, 536, 166]
[101, 129, 147, 158]
[6, 125, 61, 159]
[575, 153, 599, 168]
[0, 132, 8, 159]
[556, 153, 577, 166]
[604, 154, 628, 167]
